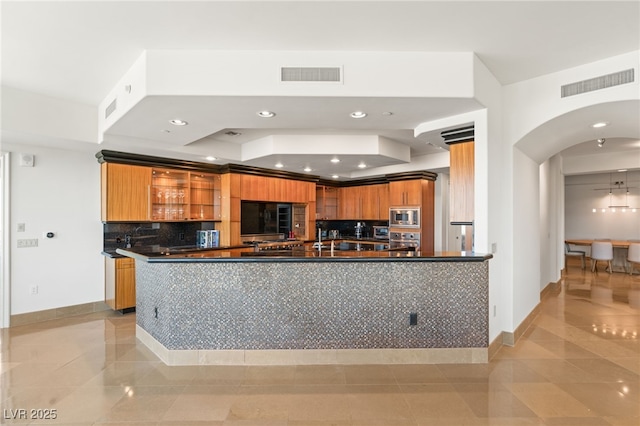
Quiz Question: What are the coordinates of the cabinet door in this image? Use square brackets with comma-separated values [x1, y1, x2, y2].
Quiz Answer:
[360, 186, 378, 220]
[377, 184, 389, 220]
[316, 185, 338, 220]
[101, 163, 152, 221]
[389, 180, 422, 206]
[189, 172, 221, 220]
[115, 258, 136, 310]
[338, 187, 360, 219]
[151, 168, 189, 221]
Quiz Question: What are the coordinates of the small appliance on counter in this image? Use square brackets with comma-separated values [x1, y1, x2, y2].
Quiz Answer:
[373, 226, 389, 240]
[196, 230, 219, 248]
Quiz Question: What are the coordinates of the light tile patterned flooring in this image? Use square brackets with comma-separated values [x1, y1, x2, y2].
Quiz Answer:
[1, 259, 639, 425]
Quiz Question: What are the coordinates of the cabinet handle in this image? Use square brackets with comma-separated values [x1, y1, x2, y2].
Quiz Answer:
[147, 185, 151, 220]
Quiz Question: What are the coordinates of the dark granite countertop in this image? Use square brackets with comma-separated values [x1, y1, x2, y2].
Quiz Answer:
[115, 245, 492, 263]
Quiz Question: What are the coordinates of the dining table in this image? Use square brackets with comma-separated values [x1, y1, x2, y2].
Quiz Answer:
[565, 239, 635, 273]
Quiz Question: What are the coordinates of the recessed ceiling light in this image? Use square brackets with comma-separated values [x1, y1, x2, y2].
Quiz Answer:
[161, 129, 171, 133]
[205, 156, 216, 161]
[257, 111, 276, 118]
[591, 121, 609, 128]
[330, 158, 340, 163]
[225, 131, 242, 136]
[382, 111, 393, 116]
[358, 163, 367, 168]
[169, 119, 188, 126]
[275, 162, 284, 168]
[350, 111, 367, 119]
[332, 174, 340, 179]
[303, 167, 312, 172]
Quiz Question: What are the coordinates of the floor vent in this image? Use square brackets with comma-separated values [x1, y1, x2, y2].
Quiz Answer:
[281, 67, 341, 82]
[561, 68, 634, 98]
[105, 98, 117, 119]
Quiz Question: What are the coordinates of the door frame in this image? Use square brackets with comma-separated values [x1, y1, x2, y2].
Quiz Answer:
[0, 152, 10, 328]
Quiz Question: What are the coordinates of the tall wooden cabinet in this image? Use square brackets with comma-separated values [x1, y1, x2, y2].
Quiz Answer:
[388, 178, 435, 253]
[449, 141, 474, 224]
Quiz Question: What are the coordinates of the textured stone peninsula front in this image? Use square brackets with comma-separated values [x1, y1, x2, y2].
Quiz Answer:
[121, 250, 492, 365]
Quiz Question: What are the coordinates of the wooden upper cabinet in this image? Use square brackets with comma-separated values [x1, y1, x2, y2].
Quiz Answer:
[316, 185, 339, 220]
[449, 141, 474, 224]
[101, 163, 152, 221]
[337, 184, 389, 220]
[239, 175, 313, 203]
[389, 180, 423, 206]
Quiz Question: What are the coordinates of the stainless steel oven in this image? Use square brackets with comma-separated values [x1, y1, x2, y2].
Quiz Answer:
[389, 207, 420, 228]
[390, 231, 420, 250]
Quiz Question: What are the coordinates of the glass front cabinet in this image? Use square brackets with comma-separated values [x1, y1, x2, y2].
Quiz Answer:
[151, 169, 221, 221]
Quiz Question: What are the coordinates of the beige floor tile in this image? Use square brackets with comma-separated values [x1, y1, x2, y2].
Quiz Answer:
[504, 382, 596, 418]
[161, 384, 238, 422]
[98, 384, 185, 422]
[293, 364, 346, 385]
[191, 365, 247, 386]
[241, 365, 297, 386]
[388, 364, 449, 384]
[555, 382, 640, 417]
[285, 386, 352, 422]
[225, 386, 292, 421]
[342, 364, 396, 385]
[452, 382, 538, 418]
[401, 383, 477, 420]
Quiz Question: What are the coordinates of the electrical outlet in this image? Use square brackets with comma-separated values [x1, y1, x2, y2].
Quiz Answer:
[493, 305, 497, 317]
[30, 285, 38, 295]
[409, 313, 418, 326]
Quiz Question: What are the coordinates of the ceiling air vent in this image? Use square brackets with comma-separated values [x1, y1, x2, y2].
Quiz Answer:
[281, 67, 341, 82]
[561, 68, 634, 98]
[441, 125, 474, 145]
[105, 98, 117, 119]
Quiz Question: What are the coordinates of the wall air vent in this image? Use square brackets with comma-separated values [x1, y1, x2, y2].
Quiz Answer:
[561, 68, 634, 98]
[281, 67, 341, 82]
[105, 98, 117, 119]
[441, 125, 474, 145]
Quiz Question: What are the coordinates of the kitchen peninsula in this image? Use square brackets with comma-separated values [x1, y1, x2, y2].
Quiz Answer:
[118, 244, 492, 365]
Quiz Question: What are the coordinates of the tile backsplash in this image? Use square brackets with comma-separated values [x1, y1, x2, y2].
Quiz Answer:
[103, 222, 216, 252]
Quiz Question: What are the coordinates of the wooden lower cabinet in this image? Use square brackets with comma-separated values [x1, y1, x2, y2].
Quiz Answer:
[105, 257, 136, 311]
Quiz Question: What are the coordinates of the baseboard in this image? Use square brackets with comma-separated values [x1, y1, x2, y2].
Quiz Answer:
[9, 301, 111, 327]
[488, 333, 503, 360]
[499, 282, 555, 348]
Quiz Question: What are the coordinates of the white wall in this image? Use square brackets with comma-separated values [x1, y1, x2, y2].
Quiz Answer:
[8, 144, 103, 315]
[565, 171, 640, 242]
[540, 155, 564, 288]
[512, 147, 541, 328]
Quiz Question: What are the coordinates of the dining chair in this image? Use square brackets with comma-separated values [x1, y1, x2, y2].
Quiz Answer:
[565, 242, 585, 270]
[627, 242, 640, 275]
[590, 241, 613, 273]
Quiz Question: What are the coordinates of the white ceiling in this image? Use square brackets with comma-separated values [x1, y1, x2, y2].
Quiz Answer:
[2, 1, 639, 178]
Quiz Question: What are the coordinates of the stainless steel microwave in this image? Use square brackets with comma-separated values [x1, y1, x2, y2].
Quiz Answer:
[389, 207, 420, 228]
